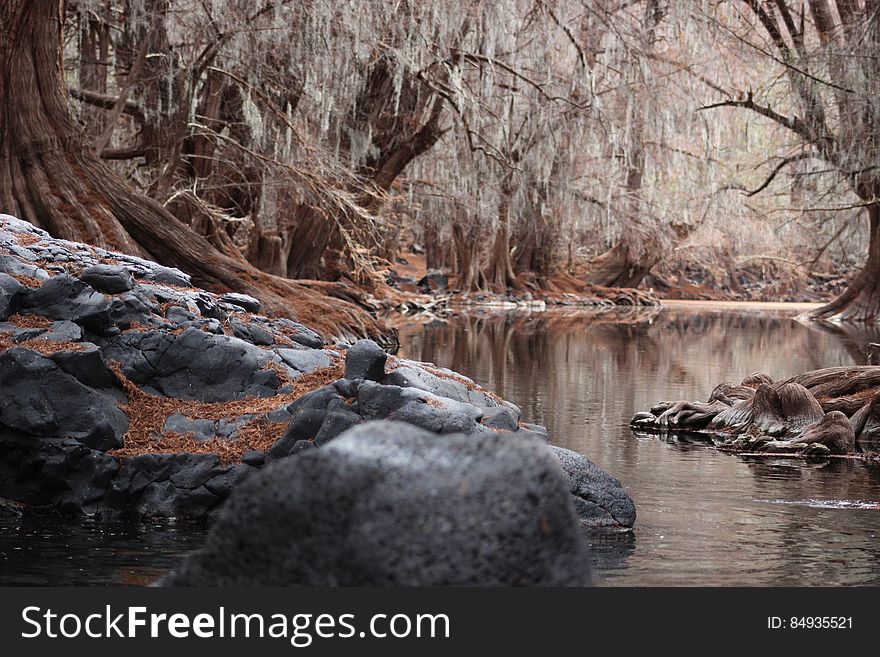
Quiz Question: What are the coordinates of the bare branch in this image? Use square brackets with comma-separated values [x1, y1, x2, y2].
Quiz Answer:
[69, 88, 143, 121]
[698, 94, 817, 145]
[745, 152, 813, 197]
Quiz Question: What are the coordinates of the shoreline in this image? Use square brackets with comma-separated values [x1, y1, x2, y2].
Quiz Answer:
[659, 299, 824, 312]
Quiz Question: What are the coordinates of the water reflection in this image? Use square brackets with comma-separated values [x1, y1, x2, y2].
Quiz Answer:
[395, 305, 880, 586]
[0, 516, 208, 586]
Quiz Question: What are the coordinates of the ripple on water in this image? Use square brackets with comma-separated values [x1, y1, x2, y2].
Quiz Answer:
[755, 498, 880, 510]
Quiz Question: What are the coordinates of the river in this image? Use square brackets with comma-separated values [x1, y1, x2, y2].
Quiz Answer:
[2, 303, 879, 585]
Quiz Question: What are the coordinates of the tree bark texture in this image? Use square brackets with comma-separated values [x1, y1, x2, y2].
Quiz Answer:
[0, 0, 393, 343]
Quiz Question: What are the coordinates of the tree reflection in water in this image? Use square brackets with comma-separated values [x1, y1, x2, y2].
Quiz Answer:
[394, 306, 880, 585]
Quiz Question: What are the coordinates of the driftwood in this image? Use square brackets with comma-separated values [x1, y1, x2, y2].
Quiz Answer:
[631, 366, 880, 458]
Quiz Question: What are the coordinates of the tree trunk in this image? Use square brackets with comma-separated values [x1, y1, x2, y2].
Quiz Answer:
[285, 206, 337, 279]
[77, 8, 110, 138]
[587, 0, 664, 292]
[585, 241, 660, 288]
[281, 57, 445, 280]
[484, 206, 516, 291]
[424, 222, 450, 271]
[453, 220, 484, 292]
[811, 203, 880, 322]
[0, 0, 392, 343]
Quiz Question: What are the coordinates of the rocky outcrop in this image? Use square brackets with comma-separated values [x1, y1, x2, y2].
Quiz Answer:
[161, 422, 593, 586]
[0, 214, 635, 529]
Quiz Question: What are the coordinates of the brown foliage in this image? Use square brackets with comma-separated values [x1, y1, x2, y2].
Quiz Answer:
[108, 358, 345, 464]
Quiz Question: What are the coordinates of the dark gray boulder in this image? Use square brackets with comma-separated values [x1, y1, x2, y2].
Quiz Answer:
[22, 274, 111, 331]
[384, 362, 500, 407]
[418, 269, 448, 294]
[162, 422, 593, 586]
[344, 339, 387, 381]
[355, 380, 418, 417]
[387, 398, 483, 434]
[0, 429, 120, 512]
[108, 290, 162, 329]
[481, 406, 520, 432]
[220, 292, 261, 313]
[135, 481, 217, 517]
[269, 318, 324, 349]
[48, 342, 123, 391]
[107, 328, 283, 402]
[163, 413, 218, 441]
[141, 266, 191, 288]
[313, 403, 362, 446]
[0, 322, 45, 342]
[0, 254, 49, 280]
[268, 386, 346, 458]
[551, 446, 636, 529]
[106, 453, 257, 517]
[520, 422, 549, 441]
[242, 450, 265, 467]
[80, 265, 134, 294]
[0, 272, 24, 321]
[230, 317, 275, 346]
[276, 347, 333, 374]
[0, 347, 127, 451]
[38, 320, 83, 342]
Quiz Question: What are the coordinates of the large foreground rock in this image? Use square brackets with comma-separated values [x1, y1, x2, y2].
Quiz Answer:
[162, 422, 593, 586]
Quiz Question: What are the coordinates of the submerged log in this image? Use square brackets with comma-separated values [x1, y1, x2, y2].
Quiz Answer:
[631, 365, 880, 457]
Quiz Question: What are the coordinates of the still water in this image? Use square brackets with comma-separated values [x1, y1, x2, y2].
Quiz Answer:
[395, 304, 880, 586]
[2, 304, 879, 585]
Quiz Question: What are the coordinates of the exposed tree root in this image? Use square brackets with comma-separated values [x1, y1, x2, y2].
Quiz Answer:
[632, 365, 880, 457]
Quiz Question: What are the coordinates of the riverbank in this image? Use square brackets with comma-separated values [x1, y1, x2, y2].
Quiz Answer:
[4, 298, 880, 585]
[377, 244, 845, 319]
[660, 299, 823, 312]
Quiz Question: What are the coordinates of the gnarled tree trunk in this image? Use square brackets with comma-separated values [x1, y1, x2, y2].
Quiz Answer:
[0, 0, 392, 343]
[812, 202, 880, 322]
[587, 0, 664, 292]
[483, 189, 517, 291]
[585, 241, 660, 289]
[284, 55, 445, 280]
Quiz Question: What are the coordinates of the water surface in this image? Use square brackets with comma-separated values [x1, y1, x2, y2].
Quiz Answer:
[395, 305, 880, 586]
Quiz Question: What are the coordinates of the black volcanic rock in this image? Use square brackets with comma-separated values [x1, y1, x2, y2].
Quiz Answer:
[552, 447, 637, 528]
[22, 274, 111, 331]
[343, 338, 387, 381]
[161, 422, 593, 586]
[0, 272, 24, 321]
[0, 214, 636, 533]
[0, 347, 127, 451]
[80, 264, 134, 294]
[220, 292, 261, 313]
